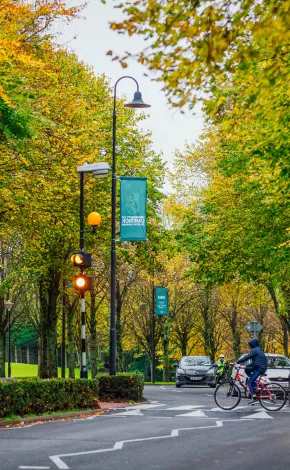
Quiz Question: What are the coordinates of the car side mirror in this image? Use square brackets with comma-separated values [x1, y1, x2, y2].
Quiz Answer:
[173, 363, 179, 368]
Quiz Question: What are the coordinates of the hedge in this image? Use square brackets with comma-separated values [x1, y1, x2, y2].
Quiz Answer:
[98, 373, 144, 401]
[0, 379, 99, 418]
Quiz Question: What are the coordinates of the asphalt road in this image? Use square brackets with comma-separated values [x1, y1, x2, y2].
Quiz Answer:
[1, 385, 290, 470]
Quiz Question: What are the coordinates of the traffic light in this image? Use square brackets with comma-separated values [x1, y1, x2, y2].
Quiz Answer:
[70, 251, 92, 268]
[73, 274, 92, 292]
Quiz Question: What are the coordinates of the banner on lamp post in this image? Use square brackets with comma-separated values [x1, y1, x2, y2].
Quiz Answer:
[120, 177, 147, 241]
[155, 286, 169, 316]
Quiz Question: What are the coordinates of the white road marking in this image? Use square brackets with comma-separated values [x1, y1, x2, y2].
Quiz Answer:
[241, 411, 273, 419]
[49, 421, 224, 469]
[177, 410, 207, 418]
[111, 409, 143, 416]
[19, 467, 50, 469]
[209, 406, 249, 412]
[205, 394, 213, 397]
[166, 405, 204, 411]
[147, 417, 172, 419]
[128, 403, 165, 410]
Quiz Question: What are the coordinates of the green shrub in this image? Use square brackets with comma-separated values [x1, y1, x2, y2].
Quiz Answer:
[0, 379, 99, 418]
[98, 373, 144, 401]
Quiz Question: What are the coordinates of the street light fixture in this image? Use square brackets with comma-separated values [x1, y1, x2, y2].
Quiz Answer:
[4, 301, 14, 378]
[110, 76, 151, 376]
[75, 161, 110, 378]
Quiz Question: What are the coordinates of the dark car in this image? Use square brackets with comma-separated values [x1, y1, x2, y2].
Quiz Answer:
[175, 356, 212, 387]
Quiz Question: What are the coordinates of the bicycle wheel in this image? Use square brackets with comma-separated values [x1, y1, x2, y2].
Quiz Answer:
[214, 381, 241, 410]
[259, 382, 287, 411]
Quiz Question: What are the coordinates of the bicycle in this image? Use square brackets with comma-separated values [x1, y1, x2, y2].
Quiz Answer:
[214, 363, 287, 411]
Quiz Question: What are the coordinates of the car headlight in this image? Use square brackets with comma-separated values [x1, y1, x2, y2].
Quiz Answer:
[177, 368, 186, 374]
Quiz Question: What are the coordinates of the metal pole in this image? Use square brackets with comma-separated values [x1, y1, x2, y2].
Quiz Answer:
[253, 322, 256, 338]
[80, 293, 88, 378]
[61, 280, 66, 379]
[110, 76, 140, 377]
[80, 172, 85, 252]
[152, 285, 156, 384]
[110, 92, 117, 377]
[7, 308, 11, 378]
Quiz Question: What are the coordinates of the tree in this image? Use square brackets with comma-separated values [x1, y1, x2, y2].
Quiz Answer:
[109, 0, 290, 108]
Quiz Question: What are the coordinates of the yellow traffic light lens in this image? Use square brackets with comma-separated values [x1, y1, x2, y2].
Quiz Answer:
[74, 254, 83, 265]
[76, 277, 86, 288]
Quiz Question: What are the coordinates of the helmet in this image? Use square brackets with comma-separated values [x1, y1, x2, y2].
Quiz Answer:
[219, 354, 225, 359]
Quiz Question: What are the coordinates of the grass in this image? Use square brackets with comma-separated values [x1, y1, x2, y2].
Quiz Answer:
[4, 362, 93, 379]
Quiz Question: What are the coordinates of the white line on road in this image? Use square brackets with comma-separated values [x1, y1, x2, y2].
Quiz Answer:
[49, 421, 225, 469]
[166, 406, 204, 411]
[19, 466, 50, 469]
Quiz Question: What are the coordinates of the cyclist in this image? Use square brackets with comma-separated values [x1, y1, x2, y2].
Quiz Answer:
[236, 338, 267, 406]
[216, 354, 226, 383]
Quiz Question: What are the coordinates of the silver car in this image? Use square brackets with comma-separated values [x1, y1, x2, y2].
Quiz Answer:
[175, 356, 212, 387]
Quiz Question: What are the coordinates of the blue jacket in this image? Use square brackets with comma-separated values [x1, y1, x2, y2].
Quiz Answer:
[236, 338, 267, 372]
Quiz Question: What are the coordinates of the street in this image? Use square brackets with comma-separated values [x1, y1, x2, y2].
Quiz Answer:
[1, 385, 290, 470]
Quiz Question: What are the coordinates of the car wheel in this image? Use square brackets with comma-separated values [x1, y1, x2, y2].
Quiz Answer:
[176, 384, 182, 388]
[209, 384, 216, 388]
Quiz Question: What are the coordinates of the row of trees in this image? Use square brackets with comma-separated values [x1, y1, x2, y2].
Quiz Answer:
[1, 0, 290, 381]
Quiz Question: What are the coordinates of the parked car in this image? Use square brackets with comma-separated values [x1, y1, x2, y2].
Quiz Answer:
[174, 356, 212, 387]
[206, 353, 290, 389]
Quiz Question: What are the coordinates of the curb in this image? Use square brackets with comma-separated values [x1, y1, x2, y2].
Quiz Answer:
[0, 400, 148, 428]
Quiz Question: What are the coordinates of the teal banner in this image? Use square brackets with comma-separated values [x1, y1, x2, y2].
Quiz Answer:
[120, 177, 147, 241]
[155, 287, 169, 316]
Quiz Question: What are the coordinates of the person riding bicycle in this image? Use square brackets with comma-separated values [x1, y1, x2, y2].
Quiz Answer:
[236, 338, 267, 406]
[216, 354, 226, 383]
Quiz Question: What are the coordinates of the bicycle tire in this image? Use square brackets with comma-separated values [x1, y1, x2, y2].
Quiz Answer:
[259, 382, 287, 411]
[214, 380, 241, 410]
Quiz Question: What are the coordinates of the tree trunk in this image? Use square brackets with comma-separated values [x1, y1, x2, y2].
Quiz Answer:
[162, 318, 171, 381]
[282, 320, 289, 357]
[27, 347, 30, 364]
[230, 307, 241, 359]
[0, 327, 5, 377]
[90, 293, 97, 378]
[15, 346, 18, 363]
[38, 269, 60, 378]
[67, 302, 75, 379]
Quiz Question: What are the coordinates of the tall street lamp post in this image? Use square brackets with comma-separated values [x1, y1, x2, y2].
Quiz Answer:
[76, 162, 110, 378]
[110, 76, 151, 376]
[4, 301, 14, 378]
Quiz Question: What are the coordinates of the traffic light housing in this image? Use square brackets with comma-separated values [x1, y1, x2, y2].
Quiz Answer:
[70, 251, 92, 268]
[73, 274, 92, 292]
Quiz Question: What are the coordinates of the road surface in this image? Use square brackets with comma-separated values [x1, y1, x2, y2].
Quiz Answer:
[1, 385, 290, 469]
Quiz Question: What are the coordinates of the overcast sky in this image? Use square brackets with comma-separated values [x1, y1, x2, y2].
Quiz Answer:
[60, 0, 204, 190]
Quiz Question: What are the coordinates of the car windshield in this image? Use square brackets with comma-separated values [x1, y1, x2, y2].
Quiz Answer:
[267, 356, 290, 369]
[180, 357, 211, 367]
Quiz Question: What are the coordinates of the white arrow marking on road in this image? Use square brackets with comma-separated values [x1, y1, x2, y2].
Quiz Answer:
[166, 405, 204, 411]
[177, 410, 207, 418]
[128, 403, 165, 410]
[241, 411, 273, 419]
[113, 409, 144, 416]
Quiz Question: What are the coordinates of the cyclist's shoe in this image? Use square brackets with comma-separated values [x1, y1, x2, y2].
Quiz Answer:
[248, 396, 259, 406]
